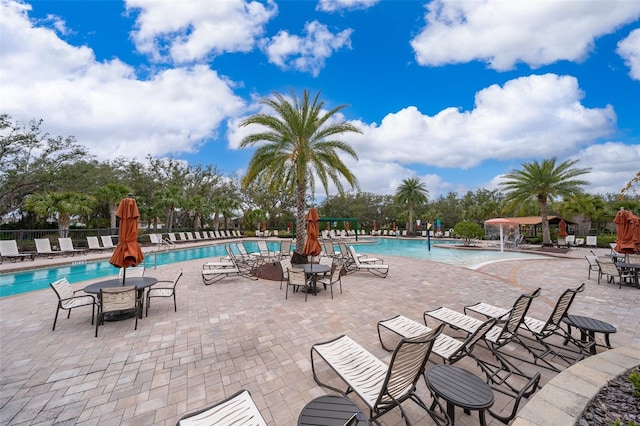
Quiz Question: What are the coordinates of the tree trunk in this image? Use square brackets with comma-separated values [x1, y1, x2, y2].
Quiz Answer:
[110, 203, 117, 229]
[58, 213, 71, 238]
[539, 197, 552, 246]
[295, 182, 306, 253]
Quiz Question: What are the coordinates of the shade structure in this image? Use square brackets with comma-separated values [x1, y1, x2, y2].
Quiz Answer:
[302, 208, 322, 257]
[109, 196, 144, 283]
[613, 208, 640, 254]
[558, 219, 568, 237]
[485, 218, 514, 253]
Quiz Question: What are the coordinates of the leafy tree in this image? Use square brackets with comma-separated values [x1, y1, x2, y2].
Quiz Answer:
[453, 221, 484, 246]
[239, 89, 361, 252]
[560, 193, 606, 236]
[0, 115, 90, 215]
[395, 177, 428, 234]
[155, 185, 184, 232]
[501, 157, 590, 246]
[24, 191, 96, 237]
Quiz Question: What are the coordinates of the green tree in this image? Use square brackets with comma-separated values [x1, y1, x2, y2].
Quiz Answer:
[500, 157, 590, 246]
[95, 183, 131, 229]
[0, 115, 90, 215]
[24, 191, 96, 237]
[395, 177, 428, 234]
[155, 185, 184, 233]
[239, 89, 361, 252]
[453, 221, 484, 246]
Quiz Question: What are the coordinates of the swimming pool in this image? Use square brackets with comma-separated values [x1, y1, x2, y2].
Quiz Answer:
[0, 239, 547, 297]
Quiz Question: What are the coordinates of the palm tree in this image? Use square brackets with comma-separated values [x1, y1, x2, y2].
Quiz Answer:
[155, 185, 183, 233]
[395, 177, 428, 235]
[239, 89, 361, 252]
[94, 183, 131, 229]
[24, 191, 96, 237]
[500, 157, 590, 246]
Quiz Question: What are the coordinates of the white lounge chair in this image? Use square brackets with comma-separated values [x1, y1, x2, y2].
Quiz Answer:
[176, 389, 266, 426]
[86, 236, 109, 252]
[101, 235, 116, 249]
[35, 238, 64, 257]
[346, 246, 389, 278]
[58, 238, 85, 256]
[0, 240, 35, 263]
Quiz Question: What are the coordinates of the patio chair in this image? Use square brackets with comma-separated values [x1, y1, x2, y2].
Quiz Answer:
[317, 260, 343, 298]
[201, 245, 257, 284]
[95, 285, 139, 337]
[176, 389, 267, 426]
[146, 269, 182, 316]
[286, 267, 310, 301]
[585, 255, 600, 280]
[279, 258, 291, 290]
[58, 237, 85, 256]
[0, 239, 35, 263]
[585, 236, 597, 248]
[35, 238, 64, 258]
[556, 237, 568, 248]
[342, 243, 383, 264]
[118, 266, 145, 280]
[596, 256, 635, 288]
[50, 277, 96, 331]
[256, 240, 276, 262]
[565, 235, 576, 247]
[311, 326, 449, 426]
[346, 246, 389, 278]
[277, 239, 292, 260]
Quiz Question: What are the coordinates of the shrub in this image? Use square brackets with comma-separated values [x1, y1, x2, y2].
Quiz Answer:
[453, 222, 483, 246]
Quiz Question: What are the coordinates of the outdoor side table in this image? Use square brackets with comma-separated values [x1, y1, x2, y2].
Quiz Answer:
[562, 314, 617, 355]
[298, 395, 369, 425]
[293, 264, 331, 295]
[426, 364, 494, 426]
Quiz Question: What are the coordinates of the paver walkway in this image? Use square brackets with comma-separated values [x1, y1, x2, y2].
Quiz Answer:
[1, 240, 638, 425]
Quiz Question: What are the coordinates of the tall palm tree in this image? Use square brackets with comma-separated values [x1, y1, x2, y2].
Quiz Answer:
[24, 191, 96, 237]
[500, 157, 590, 246]
[155, 185, 183, 233]
[395, 177, 429, 234]
[239, 89, 361, 252]
[94, 183, 131, 229]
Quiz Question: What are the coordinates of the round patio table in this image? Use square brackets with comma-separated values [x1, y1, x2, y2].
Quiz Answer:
[293, 264, 331, 295]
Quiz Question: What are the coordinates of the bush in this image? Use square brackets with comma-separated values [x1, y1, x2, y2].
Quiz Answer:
[453, 222, 484, 246]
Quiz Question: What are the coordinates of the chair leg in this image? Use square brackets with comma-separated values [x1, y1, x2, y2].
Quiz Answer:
[173, 293, 177, 312]
[52, 306, 60, 331]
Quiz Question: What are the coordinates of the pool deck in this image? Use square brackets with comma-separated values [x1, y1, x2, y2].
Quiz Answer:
[1, 238, 639, 425]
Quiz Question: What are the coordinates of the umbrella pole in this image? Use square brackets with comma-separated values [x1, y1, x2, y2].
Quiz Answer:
[122, 267, 126, 286]
[500, 225, 504, 253]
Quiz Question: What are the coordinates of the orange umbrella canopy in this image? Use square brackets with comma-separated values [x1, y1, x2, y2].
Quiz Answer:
[558, 219, 568, 237]
[302, 208, 322, 257]
[109, 197, 144, 269]
[614, 209, 640, 254]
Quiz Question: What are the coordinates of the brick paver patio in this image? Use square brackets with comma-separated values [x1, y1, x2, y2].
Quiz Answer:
[1, 240, 638, 425]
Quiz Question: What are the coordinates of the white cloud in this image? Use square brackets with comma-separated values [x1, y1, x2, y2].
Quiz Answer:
[617, 28, 640, 80]
[575, 142, 640, 195]
[262, 20, 353, 76]
[346, 74, 616, 168]
[316, 0, 380, 13]
[0, 0, 245, 160]
[126, 0, 277, 63]
[411, 0, 640, 70]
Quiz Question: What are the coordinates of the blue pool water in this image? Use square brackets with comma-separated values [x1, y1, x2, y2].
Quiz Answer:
[0, 239, 546, 297]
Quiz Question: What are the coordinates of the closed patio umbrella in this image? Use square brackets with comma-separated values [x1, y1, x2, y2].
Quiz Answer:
[109, 196, 144, 284]
[614, 208, 640, 255]
[302, 208, 322, 258]
[558, 219, 568, 237]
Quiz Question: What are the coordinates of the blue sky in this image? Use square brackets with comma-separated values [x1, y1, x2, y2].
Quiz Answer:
[1, 0, 639, 199]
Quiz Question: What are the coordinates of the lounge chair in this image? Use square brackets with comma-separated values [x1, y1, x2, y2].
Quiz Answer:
[35, 238, 65, 257]
[556, 237, 568, 248]
[86, 236, 110, 252]
[585, 236, 597, 248]
[101, 235, 116, 249]
[50, 277, 96, 331]
[376, 314, 539, 423]
[256, 240, 276, 262]
[585, 254, 600, 280]
[346, 246, 389, 278]
[311, 326, 448, 425]
[464, 284, 592, 371]
[0, 240, 35, 263]
[58, 237, 85, 256]
[277, 240, 292, 260]
[344, 243, 383, 264]
[176, 389, 266, 426]
[565, 235, 576, 247]
[201, 245, 257, 284]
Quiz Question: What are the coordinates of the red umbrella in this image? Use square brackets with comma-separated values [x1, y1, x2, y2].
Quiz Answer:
[109, 196, 144, 284]
[614, 208, 640, 254]
[558, 219, 568, 237]
[302, 208, 322, 257]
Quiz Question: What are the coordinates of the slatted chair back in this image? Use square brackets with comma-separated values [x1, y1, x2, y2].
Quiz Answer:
[177, 389, 266, 426]
[499, 288, 541, 340]
[0, 240, 19, 256]
[118, 266, 145, 279]
[257, 240, 270, 258]
[86, 236, 102, 249]
[96, 285, 138, 337]
[286, 268, 309, 301]
[51, 277, 74, 301]
[101, 235, 115, 248]
[50, 277, 96, 331]
[449, 317, 498, 364]
[279, 258, 291, 289]
[322, 241, 335, 257]
[35, 238, 54, 254]
[376, 325, 444, 409]
[539, 283, 585, 335]
[279, 240, 292, 259]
